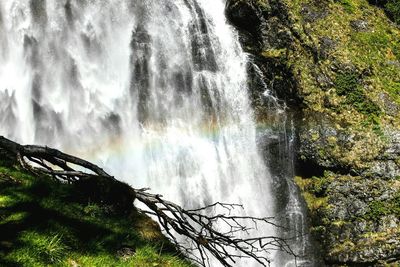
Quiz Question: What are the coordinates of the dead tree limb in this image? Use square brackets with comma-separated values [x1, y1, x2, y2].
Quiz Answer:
[0, 136, 296, 266]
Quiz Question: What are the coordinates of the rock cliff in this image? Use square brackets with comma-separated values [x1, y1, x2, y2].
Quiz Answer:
[226, 0, 400, 265]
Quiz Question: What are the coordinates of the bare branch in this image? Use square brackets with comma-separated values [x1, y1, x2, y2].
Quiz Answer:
[0, 135, 297, 267]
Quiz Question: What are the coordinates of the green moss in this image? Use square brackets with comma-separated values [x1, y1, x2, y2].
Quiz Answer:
[364, 193, 400, 221]
[255, 0, 271, 11]
[365, 200, 391, 220]
[279, 0, 399, 172]
[0, 163, 192, 267]
[261, 48, 287, 58]
[393, 192, 400, 215]
[286, 0, 400, 114]
[331, 239, 356, 254]
[294, 175, 331, 213]
[334, 71, 359, 95]
[348, 23, 400, 106]
[339, 0, 357, 13]
[334, 71, 381, 116]
[302, 192, 329, 213]
[254, 0, 400, 262]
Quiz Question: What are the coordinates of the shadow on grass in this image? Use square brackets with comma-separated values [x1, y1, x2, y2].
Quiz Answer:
[0, 171, 174, 265]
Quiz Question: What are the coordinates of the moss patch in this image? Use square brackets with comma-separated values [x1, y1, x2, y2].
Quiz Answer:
[294, 175, 331, 215]
[334, 71, 381, 117]
[281, 0, 400, 171]
[364, 192, 400, 221]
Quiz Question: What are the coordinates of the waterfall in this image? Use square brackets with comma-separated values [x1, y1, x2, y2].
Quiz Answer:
[0, 0, 314, 266]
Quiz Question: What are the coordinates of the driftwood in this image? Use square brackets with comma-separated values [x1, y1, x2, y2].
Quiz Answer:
[0, 136, 296, 267]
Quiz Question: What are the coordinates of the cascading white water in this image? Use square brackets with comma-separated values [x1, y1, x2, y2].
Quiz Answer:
[0, 0, 289, 265]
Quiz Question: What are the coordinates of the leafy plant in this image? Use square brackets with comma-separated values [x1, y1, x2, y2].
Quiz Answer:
[334, 71, 381, 116]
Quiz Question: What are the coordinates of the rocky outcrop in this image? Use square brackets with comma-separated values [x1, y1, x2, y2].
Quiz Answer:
[226, 0, 301, 112]
[226, 0, 400, 265]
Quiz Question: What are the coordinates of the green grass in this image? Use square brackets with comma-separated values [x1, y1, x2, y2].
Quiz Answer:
[0, 163, 192, 267]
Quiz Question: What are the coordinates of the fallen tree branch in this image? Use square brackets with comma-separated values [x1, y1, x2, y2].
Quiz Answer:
[0, 136, 296, 266]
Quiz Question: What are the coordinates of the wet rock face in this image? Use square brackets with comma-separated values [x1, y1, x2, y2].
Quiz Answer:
[320, 176, 400, 265]
[299, 113, 400, 179]
[226, 0, 300, 110]
[225, 0, 262, 37]
[226, 0, 400, 265]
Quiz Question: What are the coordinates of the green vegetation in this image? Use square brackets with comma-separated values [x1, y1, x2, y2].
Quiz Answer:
[0, 163, 191, 267]
[384, 0, 400, 24]
[294, 175, 331, 214]
[350, 29, 400, 105]
[282, 0, 399, 170]
[339, 0, 357, 13]
[234, 0, 400, 263]
[364, 192, 400, 221]
[285, 0, 400, 109]
[334, 71, 381, 116]
[387, 3, 400, 22]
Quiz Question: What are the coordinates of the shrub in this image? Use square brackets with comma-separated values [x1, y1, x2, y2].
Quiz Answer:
[368, 0, 400, 24]
[385, 0, 400, 24]
[334, 72, 381, 116]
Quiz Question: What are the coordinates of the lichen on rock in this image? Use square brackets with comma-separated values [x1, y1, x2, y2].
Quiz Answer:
[226, 0, 400, 265]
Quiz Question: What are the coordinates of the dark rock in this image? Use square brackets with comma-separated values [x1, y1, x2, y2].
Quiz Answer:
[366, 160, 400, 179]
[378, 92, 399, 116]
[260, 16, 294, 50]
[350, 20, 369, 31]
[364, 130, 400, 179]
[117, 246, 136, 260]
[225, 0, 262, 37]
[301, 2, 329, 23]
[298, 113, 350, 170]
[226, 0, 300, 107]
[320, 175, 400, 264]
[319, 37, 336, 59]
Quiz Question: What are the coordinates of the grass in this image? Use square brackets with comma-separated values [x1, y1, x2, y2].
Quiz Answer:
[0, 161, 192, 267]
